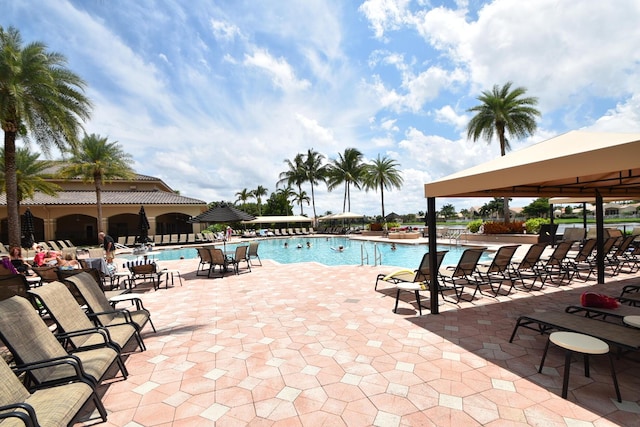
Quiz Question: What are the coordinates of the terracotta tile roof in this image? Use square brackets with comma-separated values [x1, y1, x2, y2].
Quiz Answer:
[0, 191, 206, 206]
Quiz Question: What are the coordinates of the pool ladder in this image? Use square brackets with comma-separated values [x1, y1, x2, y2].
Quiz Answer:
[360, 243, 382, 266]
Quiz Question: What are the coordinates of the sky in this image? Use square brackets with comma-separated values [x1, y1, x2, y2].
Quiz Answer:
[3, 0, 640, 218]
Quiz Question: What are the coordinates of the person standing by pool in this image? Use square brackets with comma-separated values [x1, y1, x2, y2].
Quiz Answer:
[99, 231, 115, 263]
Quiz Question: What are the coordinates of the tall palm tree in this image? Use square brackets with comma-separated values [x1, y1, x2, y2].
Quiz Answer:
[0, 147, 61, 211]
[58, 133, 133, 233]
[326, 148, 364, 212]
[467, 81, 540, 223]
[362, 155, 403, 226]
[0, 26, 91, 246]
[235, 188, 252, 210]
[292, 189, 310, 215]
[303, 148, 327, 222]
[277, 153, 306, 198]
[252, 185, 268, 215]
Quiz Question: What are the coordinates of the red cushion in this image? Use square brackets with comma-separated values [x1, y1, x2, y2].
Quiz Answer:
[580, 292, 620, 309]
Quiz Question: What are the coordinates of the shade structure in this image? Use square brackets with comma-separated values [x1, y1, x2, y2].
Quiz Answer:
[330, 212, 364, 220]
[137, 206, 151, 244]
[422, 131, 640, 315]
[243, 215, 312, 224]
[20, 208, 35, 249]
[424, 131, 640, 199]
[188, 204, 255, 223]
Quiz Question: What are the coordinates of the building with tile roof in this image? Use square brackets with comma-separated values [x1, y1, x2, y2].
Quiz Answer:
[0, 167, 208, 245]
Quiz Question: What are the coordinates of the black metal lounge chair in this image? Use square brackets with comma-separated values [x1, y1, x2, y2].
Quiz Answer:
[390, 251, 448, 316]
[563, 238, 597, 281]
[228, 245, 251, 274]
[248, 241, 262, 266]
[0, 355, 108, 426]
[437, 247, 486, 303]
[0, 295, 128, 388]
[29, 281, 144, 352]
[474, 245, 520, 297]
[509, 310, 640, 352]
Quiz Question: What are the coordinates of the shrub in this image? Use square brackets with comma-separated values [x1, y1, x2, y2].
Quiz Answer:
[467, 219, 483, 233]
[482, 221, 526, 234]
[524, 218, 549, 234]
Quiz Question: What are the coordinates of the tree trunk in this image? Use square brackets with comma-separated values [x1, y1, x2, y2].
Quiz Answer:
[380, 184, 386, 231]
[95, 175, 104, 233]
[310, 182, 317, 220]
[497, 126, 510, 223]
[4, 130, 21, 247]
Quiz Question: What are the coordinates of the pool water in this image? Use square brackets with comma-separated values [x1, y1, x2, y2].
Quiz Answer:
[128, 236, 493, 269]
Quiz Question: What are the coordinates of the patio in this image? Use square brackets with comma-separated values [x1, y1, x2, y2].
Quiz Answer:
[73, 252, 640, 426]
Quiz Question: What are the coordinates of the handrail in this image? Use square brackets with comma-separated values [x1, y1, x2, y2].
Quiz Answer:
[360, 243, 369, 266]
[374, 243, 382, 266]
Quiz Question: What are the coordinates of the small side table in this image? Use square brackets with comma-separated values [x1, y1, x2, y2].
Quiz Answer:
[623, 315, 640, 328]
[538, 331, 621, 402]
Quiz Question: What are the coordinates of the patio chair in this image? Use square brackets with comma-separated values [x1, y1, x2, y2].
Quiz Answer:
[0, 355, 108, 426]
[386, 251, 448, 316]
[32, 265, 59, 285]
[228, 245, 251, 274]
[208, 247, 230, 278]
[605, 234, 637, 275]
[563, 238, 598, 281]
[473, 245, 520, 297]
[29, 281, 144, 352]
[248, 241, 262, 266]
[64, 272, 156, 335]
[536, 241, 573, 284]
[125, 260, 163, 290]
[196, 246, 214, 276]
[438, 248, 486, 303]
[538, 223, 559, 244]
[0, 296, 128, 388]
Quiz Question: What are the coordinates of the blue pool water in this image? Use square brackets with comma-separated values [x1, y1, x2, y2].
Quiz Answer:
[128, 236, 493, 269]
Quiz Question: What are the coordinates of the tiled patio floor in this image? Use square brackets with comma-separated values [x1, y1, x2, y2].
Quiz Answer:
[84, 254, 640, 426]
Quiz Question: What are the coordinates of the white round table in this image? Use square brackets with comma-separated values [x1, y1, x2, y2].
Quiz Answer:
[623, 315, 640, 328]
[538, 331, 620, 402]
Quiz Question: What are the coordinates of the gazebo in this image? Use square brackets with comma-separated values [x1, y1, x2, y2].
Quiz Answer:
[423, 130, 640, 314]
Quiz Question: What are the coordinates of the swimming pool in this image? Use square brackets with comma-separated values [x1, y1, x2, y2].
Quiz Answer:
[125, 236, 493, 269]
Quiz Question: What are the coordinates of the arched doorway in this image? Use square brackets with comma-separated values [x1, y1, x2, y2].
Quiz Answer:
[155, 212, 192, 235]
[56, 214, 97, 245]
[108, 213, 138, 240]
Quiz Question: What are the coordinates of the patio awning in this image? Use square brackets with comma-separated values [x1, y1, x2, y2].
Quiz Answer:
[328, 212, 364, 220]
[422, 130, 640, 315]
[424, 131, 640, 199]
[243, 215, 312, 224]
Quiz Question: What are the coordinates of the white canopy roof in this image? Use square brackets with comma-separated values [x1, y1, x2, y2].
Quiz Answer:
[243, 215, 312, 224]
[424, 131, 640, 199]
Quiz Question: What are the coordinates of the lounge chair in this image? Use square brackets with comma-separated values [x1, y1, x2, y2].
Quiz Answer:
[606, 234, 637, 274]
[64, 272, 156, 335]
[509, 310, 640, 352]
[0, 274, 42, 314]
[0, 295, 128, 388]
[248, 241, 262, 266]
[473, 245, 520, 297]
[437, 248, 486, 303]
[0, 355, 108, 426]
[559, 227, 585, 244]
[228, 245, 251, 275]
[274, 229, 282, 236]
[382, 251, 448, 316]
[29, 281, 144, 352]
[563, 238, 597, 281]
[32, 266, 59, 285]
[536, 241, 573, 284]
[565, 304, 640, 326]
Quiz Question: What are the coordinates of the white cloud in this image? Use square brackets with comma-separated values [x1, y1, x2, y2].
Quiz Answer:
[359, 0, 412, 40]
[243, 48, 311, 92]
[210, 19, 241, 42]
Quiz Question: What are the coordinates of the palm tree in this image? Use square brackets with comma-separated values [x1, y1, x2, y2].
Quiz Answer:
[303, 148, 327, 222]
[467, 81, 540, 223]
[0, 147, 61, 210]
[58, 133, 133, 233]
[326, 148, 364, 212]
[0, 26, 92, 246]
[235, 188, 252, 210]
[362, 155, 403, 226]
[277, 153, 306, 199]
[252, 185, 268, 215]
[292, 189, 311, 215]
